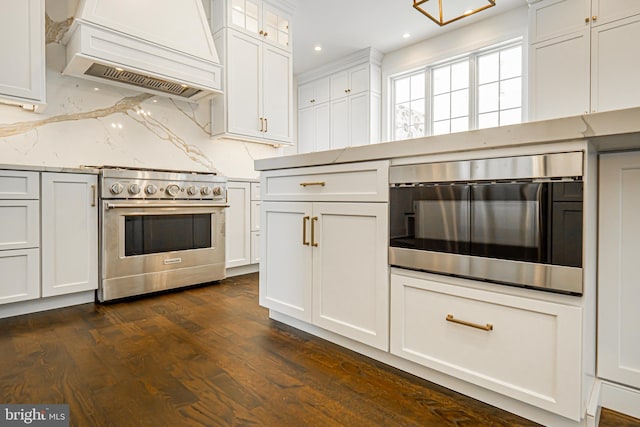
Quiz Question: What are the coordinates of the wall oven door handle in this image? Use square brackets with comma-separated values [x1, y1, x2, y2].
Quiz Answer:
[106, 202, 229, 210]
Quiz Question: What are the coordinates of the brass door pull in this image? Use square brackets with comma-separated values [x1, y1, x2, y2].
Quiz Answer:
[302, 216, 310, 245]
[264, 117, 268, 133]
[299, 182, 326, 187]
[446, 314, 493, 331]
[259, 117, 264, 132]
[91, 184, 96, 207]
[311, 216, 318, 247]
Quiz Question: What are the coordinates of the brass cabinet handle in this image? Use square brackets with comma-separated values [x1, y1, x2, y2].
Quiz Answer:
[311, 216, 318, 247]
[585, 17, 590, 23]
[259, 30, 264, 35]
[299, 182, 325, 187]
[91, 184, 96, 207]
[264, 31, 269, 36]
[446, 314, 493, 331]
[264, 117, 268, 133]
[302, 216, 310, 246]
[592, 15, 597, 21]
[259, 117, 264, 132]
[310, 99, 316, 103]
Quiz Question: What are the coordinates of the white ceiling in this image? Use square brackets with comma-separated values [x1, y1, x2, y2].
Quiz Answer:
[292, 0, 527, 75]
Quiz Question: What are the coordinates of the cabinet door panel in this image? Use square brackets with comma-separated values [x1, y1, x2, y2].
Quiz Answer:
[593, 0, 640, 26]
[298, 107, 316, 153]
[227, 30, 262, 138]
[0, 200, 39, 250]
[226, 182, 251, 268]
[312, 203, 389, 350]
[591, 15, 640, 113]
[528, 0, 589, 44]
[529, 30, 590, 120]
[349, 65, 369, 95]
[330, 72, 349, 100]
[315, 103, 331, 152]
[330, 98, 349, 149]
[262, 45, 292, 142]
[599, 152, 640, 389]
[0, 248, 40, 304]
[259, 202, 312, 321]
[349, 93, 369, 146]
[41, 173, 98, 297]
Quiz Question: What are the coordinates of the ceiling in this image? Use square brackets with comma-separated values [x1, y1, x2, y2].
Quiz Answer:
[292, 0, 527, 75]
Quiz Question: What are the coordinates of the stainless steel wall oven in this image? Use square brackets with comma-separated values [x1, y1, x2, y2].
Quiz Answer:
[97, 167, 228, 301]
[389, 152, 584, 294]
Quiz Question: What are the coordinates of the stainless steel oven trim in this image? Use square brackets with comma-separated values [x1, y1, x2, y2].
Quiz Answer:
[389, 246, 583, 294]
[106, 202, 229, 209]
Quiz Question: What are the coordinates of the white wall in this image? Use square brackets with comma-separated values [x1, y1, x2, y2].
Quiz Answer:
[0, 0, 285, 179]
[380, 5, 529, 141]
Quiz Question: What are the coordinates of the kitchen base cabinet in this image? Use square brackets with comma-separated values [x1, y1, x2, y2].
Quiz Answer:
[390, 270, 582, 421]
[226, 180, 260, 276]
[0, 249, 39, 304]
[41, 173, 98, 297]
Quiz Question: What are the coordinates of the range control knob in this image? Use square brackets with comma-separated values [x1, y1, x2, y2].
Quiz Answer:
[200, 186, 211, 196]
[212, 186, 222, 196]
[128, 183, 141, 195]
[145, 184, 158, 195]
[110, 182, 124, 195]
[187, 185, 198, 196]
[166, 184, 181, 197]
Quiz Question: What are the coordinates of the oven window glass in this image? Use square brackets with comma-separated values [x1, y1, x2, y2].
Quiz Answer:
[124, 214, 211, 256]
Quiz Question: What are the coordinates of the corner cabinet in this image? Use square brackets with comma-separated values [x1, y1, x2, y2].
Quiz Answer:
[209, 0, 294, 146]
[41, 173, 98, 297]
[0, 0, 46, 111]
[528, 0, 640, 120]
[598, 151, 640, 390]
[259, 161, 390, 350]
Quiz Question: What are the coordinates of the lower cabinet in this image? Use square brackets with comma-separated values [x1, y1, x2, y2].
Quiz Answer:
[260, 201, 389, 350]
[41, 173, 98, 297]
[390, 271, 582, 420]
[226, 180, 260, 271]
[0, 248, 40, 304]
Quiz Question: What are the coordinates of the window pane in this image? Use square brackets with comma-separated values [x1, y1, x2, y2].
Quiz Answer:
[451, 89, 468, 118]
[478, 82, 499, 113]
[433, 120, 450, 135]
[500, 108, 522, 126]
[451, 61, 469, 91]
[410, 122, 425, 138]
[232, 0, 244, 12]
[395, 127, 410, 140]
[232, 10, 244, 27]
[411, 99, 425, 118]
[451, 117, 469, 133]
[246, 1, 258, 18]
[500, 77, 522, 110]
[411, 74, 425, 100]
[279, 19, 289, 32]
[433, 93, 451, 121]
[266, 12, 277, 27]
[500, 46, 522, 80]
[478, 52, 499, 84]
[246, 17, 258, 33]
[433, 66, 450, 95]
[395, 77, 410, 104]
[478, 112, 499, 129]
[395, 102, 411, 129]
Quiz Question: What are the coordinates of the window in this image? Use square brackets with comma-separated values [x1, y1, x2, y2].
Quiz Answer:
[393, 71, 426, 140]
[391, 41, 522, 140]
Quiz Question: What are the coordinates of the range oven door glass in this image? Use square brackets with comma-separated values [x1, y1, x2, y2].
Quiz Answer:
[124, 214, 212, 256]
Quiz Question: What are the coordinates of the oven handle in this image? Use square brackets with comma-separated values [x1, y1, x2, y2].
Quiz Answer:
[105, 202, 229, 210]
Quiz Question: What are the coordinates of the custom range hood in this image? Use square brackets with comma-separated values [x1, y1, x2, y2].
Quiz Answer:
[63, 0, 222, 102]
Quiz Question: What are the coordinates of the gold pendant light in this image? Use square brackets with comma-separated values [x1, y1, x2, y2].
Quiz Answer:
[413, 0, 496, 26]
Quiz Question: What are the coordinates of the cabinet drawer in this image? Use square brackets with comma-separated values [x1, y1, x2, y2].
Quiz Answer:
[261, 161, 389, 202]
[251, 200, 260, 231]
[251, 182, 261, 200]
[390, 272, 582, 420]
[0, 170, 39, 199]
[0, 248, 40, 305]
[0, 200, 39, 250]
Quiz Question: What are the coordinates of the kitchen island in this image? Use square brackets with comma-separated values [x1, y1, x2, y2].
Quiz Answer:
[254, 107, 640, 427]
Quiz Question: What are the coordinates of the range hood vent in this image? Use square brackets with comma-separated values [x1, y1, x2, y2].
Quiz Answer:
[62, 0, 222, 102]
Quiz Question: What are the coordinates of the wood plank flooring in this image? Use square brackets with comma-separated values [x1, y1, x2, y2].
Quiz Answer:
[0, 273, 638, 427]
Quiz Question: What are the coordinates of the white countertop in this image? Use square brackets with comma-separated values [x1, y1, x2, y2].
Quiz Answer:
[255, 107, 640, 171]
[0, 164, 100, 174]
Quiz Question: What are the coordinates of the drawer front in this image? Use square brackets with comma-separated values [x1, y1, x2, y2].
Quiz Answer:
[261, 161, 389, 202]
[0, 200, 40, 250]
[251, 200, 260, 231]
[0, 248, 40, 304]
[0, 170, 39, 199]
[390, 272, 582, 421]
[251, 182, 261, 201]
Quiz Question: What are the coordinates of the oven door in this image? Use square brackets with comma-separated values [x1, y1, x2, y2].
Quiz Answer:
[100, 200, 226, 301]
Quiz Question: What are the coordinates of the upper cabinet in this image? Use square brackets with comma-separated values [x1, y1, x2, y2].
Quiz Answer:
[0, 0, 46, 112]
[209, 0, 294, 145]
[297, 48, 382, 154]
[528, 0, 640, 120]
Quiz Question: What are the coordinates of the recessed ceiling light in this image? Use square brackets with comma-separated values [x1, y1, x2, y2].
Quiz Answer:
[402, 33, 411, 39]
[314, 45, 322, 52]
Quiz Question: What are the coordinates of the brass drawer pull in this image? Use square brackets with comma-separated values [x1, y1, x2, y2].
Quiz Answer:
[299, 182, 326, 187]
[91, 184, 96, 207]
[311, 216, 318, 247]
[446, 314, 493, 331]
[302, 216, 310, 246]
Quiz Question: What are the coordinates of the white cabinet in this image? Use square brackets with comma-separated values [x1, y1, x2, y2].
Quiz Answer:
[260, 161, 389, 350]
[390, 271, 583, 420]
[210, 0, 293, 145]
[0, 171, 40, 305]
[296, 48, 382, 153]
[250, 182, 261, 264]
[0, 0, 46, 111]
[226, 180, 260, 271]
[528, 0, 640, 120]
[598, 151, 640, 390]
[41, 173, 98, 297]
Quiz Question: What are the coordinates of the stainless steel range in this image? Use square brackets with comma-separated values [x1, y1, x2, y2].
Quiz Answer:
[96, 166, 228, 301]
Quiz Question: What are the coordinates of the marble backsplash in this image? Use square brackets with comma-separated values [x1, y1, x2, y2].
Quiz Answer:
[0, 1, 289, 179]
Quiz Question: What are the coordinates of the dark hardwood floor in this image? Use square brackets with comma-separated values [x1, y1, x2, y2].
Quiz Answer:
[0, 273, 637, 427]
